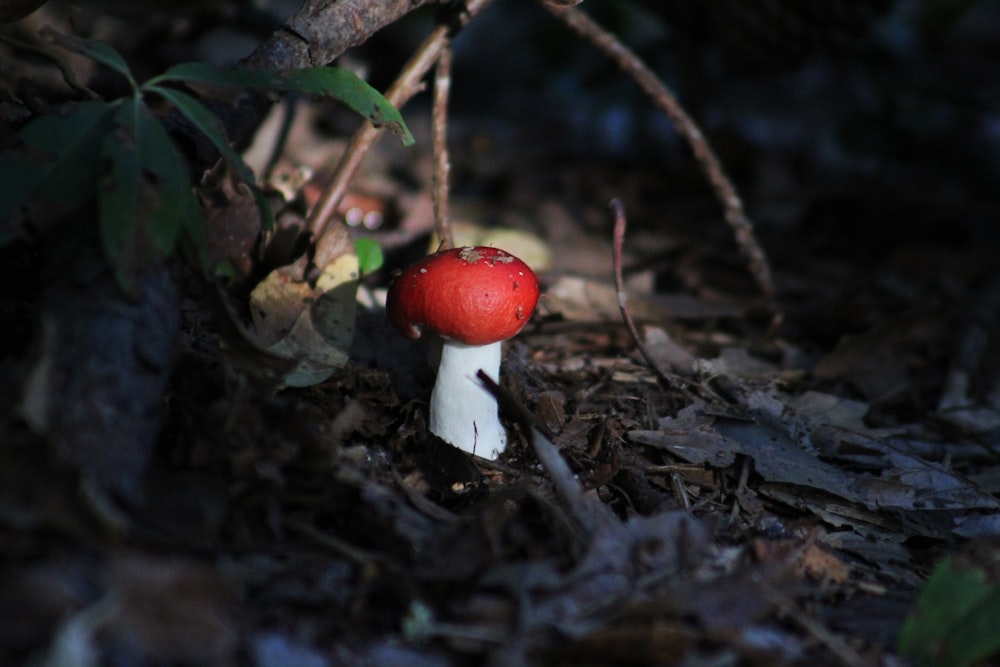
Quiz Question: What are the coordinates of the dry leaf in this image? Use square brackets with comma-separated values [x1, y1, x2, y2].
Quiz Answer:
[248, 228, 358, 387]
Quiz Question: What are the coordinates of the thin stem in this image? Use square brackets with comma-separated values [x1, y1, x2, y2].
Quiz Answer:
[610, 199, 696, 399]
[432, 44, 455, 250]
[263, 98, 298, 182]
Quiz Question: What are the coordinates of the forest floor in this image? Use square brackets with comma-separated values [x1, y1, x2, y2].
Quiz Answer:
[3, 2, 1000, 666]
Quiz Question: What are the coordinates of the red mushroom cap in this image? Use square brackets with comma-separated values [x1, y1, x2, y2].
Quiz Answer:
[386, 246, 540, 346]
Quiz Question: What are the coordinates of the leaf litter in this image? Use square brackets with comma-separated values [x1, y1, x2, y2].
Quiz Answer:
[3, 6, 1000, 666]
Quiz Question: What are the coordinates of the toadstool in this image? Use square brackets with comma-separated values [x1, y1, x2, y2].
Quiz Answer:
[386, 246, 540, 459]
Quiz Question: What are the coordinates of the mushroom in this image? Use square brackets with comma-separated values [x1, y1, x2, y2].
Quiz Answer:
[386, 246, 540, 458]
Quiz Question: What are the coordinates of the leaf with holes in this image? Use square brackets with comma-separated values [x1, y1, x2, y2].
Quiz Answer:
[99, 100, 202, 286]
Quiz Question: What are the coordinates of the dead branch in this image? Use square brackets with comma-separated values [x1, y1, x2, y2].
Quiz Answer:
[243, 0, 439, 72]
[543, 3, 781, 323]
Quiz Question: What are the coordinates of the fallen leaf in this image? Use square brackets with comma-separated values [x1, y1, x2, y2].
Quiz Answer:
[248, 226, 358, 387]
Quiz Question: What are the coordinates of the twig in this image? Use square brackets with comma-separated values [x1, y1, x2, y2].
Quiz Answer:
[728, 455, 751, 526]
[308, 0, 494, 243]
[610, 198, 660, 375]
[610, 199, 696, 399]
[670, 472, 691, 510]
[476, 370, 616, 535]
[262, 97, 298, 182]
[432, 44, 455, 249]
[543, 4, 781, 325]
[306, 27, 443, 241]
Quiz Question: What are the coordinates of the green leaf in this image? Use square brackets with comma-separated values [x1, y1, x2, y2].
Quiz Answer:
[263, 67, 413, 145]
[99, 100, 203, 281]
[0, 101, 113, 241]
[152, 62, 413, 145]
[146, 85, 255, 183]
[136, 102, 202, 257]
[42, 28, 137, 90]
[147, 85, 275, 234]
[151, 61, 287, 89]
[899, 558, 1000, 667]
[99, 100, 142, 267]
[354, 238, 383, 274]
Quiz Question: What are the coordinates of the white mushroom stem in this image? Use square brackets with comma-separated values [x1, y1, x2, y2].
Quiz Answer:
[430, 339, 506, 459]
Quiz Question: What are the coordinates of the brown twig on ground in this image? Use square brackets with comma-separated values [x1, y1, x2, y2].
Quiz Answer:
[610, 199, 696, 400]
[432, 44, 455, 250]
[543, 3, 781, 325]
[610, 199, 662, 375]
[307, 0, 494, 242]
